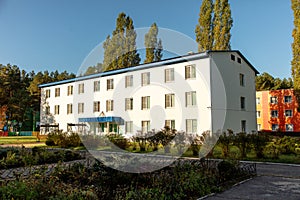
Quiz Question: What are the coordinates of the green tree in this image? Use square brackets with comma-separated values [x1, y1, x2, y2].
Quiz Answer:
[144, 23, 163, 63]
[103, 12, 140, 71]
[195, 0, 213, 52]
[256, 72, 293, 91]
[212, 0, 233, 50]
[291, 0, 300, 108]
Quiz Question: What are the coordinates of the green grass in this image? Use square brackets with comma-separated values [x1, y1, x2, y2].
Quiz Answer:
[0, 136, 46, 144]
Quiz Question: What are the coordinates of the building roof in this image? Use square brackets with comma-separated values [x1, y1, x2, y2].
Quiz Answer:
[39, 50, 259, 88]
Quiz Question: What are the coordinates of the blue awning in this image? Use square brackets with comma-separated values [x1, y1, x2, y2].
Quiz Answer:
[78, 116, 124, 125]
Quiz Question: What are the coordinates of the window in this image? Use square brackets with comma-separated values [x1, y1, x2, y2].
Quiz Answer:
[240, 97, 245, 110]
[107, 79, 114, 90]
[78, 83, 84, 94]
[186, 91, 197, 106]
[67, 104, 73, 114]
[186, 119, 197, 134]
[54, 105, 60, 115]
[271, 110, 278, 118]
[241, 120, 246, 132]
[141, 72, 150, 86]
[93, 101, 100, 112]
[67, 85, 73, 96]
[46, 89, 50, 98]
[45, 106, 50, 115]
[257, 124, 261, 131]
[125, 121, 133, 133]
[125, 98, 133, 111]
[237, 57, 242, 64]
[185, 64, 196, 79]
[239, 73, 245, 86]
[78, 103, 84, 114]
[272, 124, 279, 131]
[165, 68, 174, 82]
[256, 97, 261, 104]
[125, 75, 133, 88]
[165, 93, 175, 108]
[94, 81, 100, 92]
[165, 120, 175, 130]
[285, 110, 293, 117]
[256, 111, 261, 118]
[141, 120, 150, 133]
[286, 124, 294, 132]
[270, 96, 278, 104]
[141, 96, 150, 110]
[231, 54, 235, 61]
[55, 88, 60, 97]
[284, 96, 292, 103]
[106, 100, 113, 112]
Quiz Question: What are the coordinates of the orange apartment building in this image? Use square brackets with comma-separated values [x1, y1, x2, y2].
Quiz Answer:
[256, 89, 300, 132]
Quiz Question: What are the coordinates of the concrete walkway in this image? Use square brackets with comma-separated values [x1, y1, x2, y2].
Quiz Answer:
[204, 162, 300, 200]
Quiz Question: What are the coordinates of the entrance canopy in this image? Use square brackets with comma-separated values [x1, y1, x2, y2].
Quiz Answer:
[78, 116, 124, 125]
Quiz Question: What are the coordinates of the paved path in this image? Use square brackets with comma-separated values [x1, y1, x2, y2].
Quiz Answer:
[204, 162, 300, 200]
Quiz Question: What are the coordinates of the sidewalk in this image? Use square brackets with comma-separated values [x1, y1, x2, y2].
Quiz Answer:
[204, 162, 300, 200]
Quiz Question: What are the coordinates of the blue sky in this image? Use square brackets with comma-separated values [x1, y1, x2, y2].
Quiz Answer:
[0, 0, 294, 78]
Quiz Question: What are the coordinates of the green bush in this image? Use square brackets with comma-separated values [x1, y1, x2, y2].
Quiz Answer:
[46, 131, 82, 148]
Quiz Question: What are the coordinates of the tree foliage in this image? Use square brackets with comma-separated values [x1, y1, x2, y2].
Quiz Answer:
[256, 72, 293, 91]
[103, 12, 140, 71]
[144, 23, 163, 63]
[195, 0, 233, 51]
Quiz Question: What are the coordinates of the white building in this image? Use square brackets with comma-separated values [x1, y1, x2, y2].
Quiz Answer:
[39, 50, 259, 136]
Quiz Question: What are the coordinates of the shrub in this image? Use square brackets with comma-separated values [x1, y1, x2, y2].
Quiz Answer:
[250, 132, 270, 158]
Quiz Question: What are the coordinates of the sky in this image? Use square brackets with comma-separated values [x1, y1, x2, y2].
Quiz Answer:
[0, 0, 294, 79]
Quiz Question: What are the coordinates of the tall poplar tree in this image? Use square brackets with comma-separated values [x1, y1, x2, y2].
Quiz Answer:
[291, 0, 300, 108]
[195, 0, 213, 52]
[103, 12, 140, 71]
[144, 23, 163, 63]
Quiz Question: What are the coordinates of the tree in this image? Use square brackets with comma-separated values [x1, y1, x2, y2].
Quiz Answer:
[144, 23, 163, 63]
[212, 0, 233, 50]
[195, 0, 213, 52]
[256, 72, 293, 91]
[291, 0, 300, 109]
[103, 12, 140, 71]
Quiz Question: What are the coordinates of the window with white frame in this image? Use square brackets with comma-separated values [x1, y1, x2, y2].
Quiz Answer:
[286, 124, 293, 132]
[141, 120, 150, 133]
[93, 101, 100, 112]
[94, 81, 100, 92]
[284, 96, 292, 103]
[55, 88, 60, 97]
[125, 121, 133, 133]
[67, 85, 73, 96]
[106, 100, 113, 112]
[141, 96, 150, 110]
[165, 120, 175, 130]
[256, 111, 261, 118]
[125, 98, 133, 111]
[125, 75, 133, 88]
[78, 103, 84, 114]
[239, 73, 245, 86]
[165, 68, 174, 82]
[270, 96, 278, 104]
[186, 91, 196, 106]
[271, 110, 278, 118]
[240, 97, 246, 110]
[285, 109, 293, 117]
[185, 64, 196, 79]
[165, 93, 175, 108]
[271, 124, 279, 131]
[67, 104, 73, 114]
[78, 83, 84, 94]
[45, 106, 50, 115]
[46, 89, 50, 98]
[107, 79, 114, 90]
[257, 124, 261, 131]
[54, 105, 60, 115]
[256, 97, 261, 104]
[186, 119, 197, 134]
[141, 72, 150, 86]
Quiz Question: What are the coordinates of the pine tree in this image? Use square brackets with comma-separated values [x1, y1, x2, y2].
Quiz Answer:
[144, 23, 163, 63]
[212, 0, 233, 50]
[195, 0, 213, 52]
[103, 13, 140, 71]
[291, 0, 300, 108]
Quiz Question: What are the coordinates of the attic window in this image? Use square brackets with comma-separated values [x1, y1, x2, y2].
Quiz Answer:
[231, 54, 235, 61]
[237, 57, 242, 64]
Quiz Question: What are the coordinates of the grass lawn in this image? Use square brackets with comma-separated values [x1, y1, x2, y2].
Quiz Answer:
[0, 136, 46, 145]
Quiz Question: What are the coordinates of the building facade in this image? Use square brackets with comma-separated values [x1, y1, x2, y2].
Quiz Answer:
[39, 51, 258, 136]
[256, 89, 300, 132]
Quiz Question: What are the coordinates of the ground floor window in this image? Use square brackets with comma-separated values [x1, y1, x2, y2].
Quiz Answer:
[186, 119, 197, 134]
[285, 124, 293, 132]
[271, 124, 279, 131]
[241, 120, 246, 132]
[165, 120, 175, 130]
[141, 120, 150, 133]
[125, 121, 133, 134]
